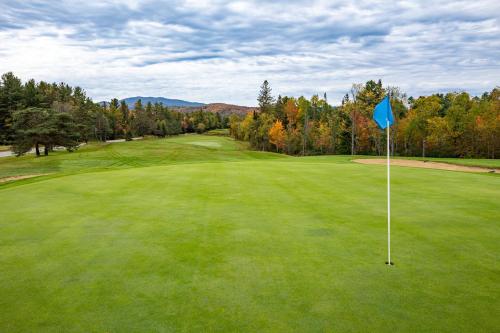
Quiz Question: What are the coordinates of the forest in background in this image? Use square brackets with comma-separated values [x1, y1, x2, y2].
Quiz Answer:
[229, 80, 499, 158]
[0, 72, 498, 158]
[0, 72, 227, 156]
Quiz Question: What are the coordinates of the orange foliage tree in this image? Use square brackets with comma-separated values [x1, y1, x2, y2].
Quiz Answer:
[284, 99, 299, 126]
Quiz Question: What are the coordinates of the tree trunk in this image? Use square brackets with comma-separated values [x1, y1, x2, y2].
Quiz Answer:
[351, 112, 355, 155]
[303, 115, 308, 156]
[44, 146, 49, 156]
[35, 143, 40, 156]
[422, 139, 426, 158]
[391, 129, 395, 157]
[332, 125, 336, 155]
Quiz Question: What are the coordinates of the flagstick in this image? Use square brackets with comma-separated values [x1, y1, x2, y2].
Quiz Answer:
[386, 119, 393, 266]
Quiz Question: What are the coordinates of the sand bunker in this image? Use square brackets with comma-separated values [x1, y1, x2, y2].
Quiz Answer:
[0, 174, 51, 183]
[353, 159, 498, 174]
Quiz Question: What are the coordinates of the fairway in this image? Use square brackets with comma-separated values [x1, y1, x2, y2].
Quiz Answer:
[0, 135, 499, 332]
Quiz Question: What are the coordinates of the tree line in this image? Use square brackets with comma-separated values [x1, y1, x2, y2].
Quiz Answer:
[0, 72, 228, 156]
[229, 80, 499, 158]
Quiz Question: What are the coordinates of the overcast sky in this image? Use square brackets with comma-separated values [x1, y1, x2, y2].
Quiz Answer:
[1, 0, 499, 106]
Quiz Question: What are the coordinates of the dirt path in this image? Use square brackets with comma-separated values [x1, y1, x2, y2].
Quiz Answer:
[0, 143, 88, 158]
[104, 137, 143, 143]
[353, 159, 499, 174]
[0, 173, 51, 184]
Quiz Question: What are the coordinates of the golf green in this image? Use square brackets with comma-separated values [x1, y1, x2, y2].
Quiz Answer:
[0, 135, 498, 332]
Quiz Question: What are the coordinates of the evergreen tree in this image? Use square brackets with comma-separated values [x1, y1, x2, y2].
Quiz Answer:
[70, 98, 95, 143]
[11, 108, 51, 156]
[257, 80, 275, 113]
[134, 99, 144, 112]
[12, 107, 79, 156]
[45, 111, 79, 154]
[0, 72, 24, 143]
[132, 108, 153, 136]
[108, 98, 121, 139]
[145, 101, 153, 116]
[24, 79, 38, 107]
[120, 100, 129, 122]
[274, 95, 285, 121]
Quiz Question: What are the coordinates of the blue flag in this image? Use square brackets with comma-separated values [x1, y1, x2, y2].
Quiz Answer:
[373, 95, 394, 129]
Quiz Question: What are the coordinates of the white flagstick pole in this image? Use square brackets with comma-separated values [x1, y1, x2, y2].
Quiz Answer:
[387, 119, 391, 265]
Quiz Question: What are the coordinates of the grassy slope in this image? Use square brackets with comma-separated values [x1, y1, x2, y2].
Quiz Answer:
[0, 135, 499, 332]
[0, 135, 284, 179]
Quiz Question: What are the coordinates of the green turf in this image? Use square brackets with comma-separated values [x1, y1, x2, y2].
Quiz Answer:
[0, 135, 284, 179]
[205, 128, 230, 136]
[0, 135, 499, 332]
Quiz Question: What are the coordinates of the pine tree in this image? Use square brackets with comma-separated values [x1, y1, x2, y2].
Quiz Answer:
[108, 98, 120, 139]
[12, 107, 79, 156]
[11, 108, 50, 156]
[134, 99, 144, 112]
[0, 72, 24, 144]
[24, 79, 38, 107]
[120, 100, 129, 122]
[257, 80, 275, 113]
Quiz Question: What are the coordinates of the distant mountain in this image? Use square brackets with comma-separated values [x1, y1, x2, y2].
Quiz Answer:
[100, 98, 256, 116]
[102, 96, 206, 108]
[174, 103, 258, 116]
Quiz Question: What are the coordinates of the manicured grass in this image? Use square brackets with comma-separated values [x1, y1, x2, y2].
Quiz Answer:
[205, 128, 230, 136]
[0, 135, 285, 179]
[0, 135, 498, 332]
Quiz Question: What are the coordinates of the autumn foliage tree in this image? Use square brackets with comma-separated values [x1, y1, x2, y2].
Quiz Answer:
[269, 120, 285, 152]
[231, 80, 499, 159]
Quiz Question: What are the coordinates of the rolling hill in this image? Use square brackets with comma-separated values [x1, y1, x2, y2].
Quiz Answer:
[174, 103, 257, 116]
[101, 98, 256, 116]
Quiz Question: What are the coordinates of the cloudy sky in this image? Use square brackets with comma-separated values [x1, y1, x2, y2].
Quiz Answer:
[0, 0, 499, 105]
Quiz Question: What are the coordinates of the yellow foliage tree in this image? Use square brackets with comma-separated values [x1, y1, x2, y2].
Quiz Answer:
[316, 122, 332, 153]
[269, 120, 286, 152]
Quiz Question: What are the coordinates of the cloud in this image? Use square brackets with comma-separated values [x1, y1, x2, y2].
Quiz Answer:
[0, 0, 498, 105]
